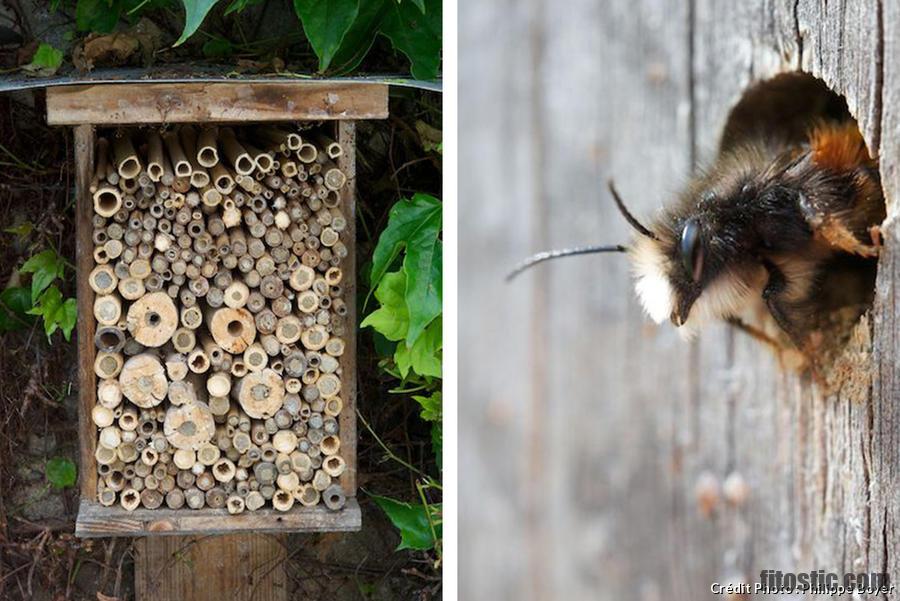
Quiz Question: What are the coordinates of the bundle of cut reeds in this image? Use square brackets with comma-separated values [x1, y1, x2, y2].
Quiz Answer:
[89, 125, 349, 513]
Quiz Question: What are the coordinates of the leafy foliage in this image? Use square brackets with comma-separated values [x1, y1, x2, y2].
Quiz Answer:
[292, 0, 360, 71]
[22, 43, 64, 75]
[174, 0, 222, 46]
[363, 192, 443, 564]
[46, 457, 77, 488]
[12, 249, 76, 341]
[368, 193, 441, 344]
[371, 494, 442, 551]
[20, 249, 66, 303]
[27, 286, 77, 341]
[67, 0, 441, 79]
[0, 287, 35, 332]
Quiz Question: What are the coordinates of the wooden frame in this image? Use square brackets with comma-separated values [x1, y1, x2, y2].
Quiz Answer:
[50, 82, 386, 537]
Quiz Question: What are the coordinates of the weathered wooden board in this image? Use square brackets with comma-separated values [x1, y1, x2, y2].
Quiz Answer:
[46, 82, 389, 124]
[135, 533, 288, 600]
[77, 499, 361, 537]
[75, 124, 100, 502]
[461, 0, 897, 598]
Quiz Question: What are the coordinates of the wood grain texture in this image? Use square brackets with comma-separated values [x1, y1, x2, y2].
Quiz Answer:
[336, 121, 358, 495]
[75, 499, 361, 537]
[461, 0, 896, 598]
[46, 83, 389, 125]
[135, 533, 287, 601]
[75, 124, 98, 501]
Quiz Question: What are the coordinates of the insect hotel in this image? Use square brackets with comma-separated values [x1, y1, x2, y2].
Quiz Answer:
[46, 81, 387, 536]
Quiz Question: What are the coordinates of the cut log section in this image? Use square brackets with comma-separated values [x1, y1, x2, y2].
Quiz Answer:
[126, 292, 178, 347]
[207, 307, 257, 353]
[119, 353, 168, 408]
[163, 402, 216, 450]
[234, 368, 285, 419]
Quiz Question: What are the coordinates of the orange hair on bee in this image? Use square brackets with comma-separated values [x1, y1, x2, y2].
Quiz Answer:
[808, 121, 873, 172]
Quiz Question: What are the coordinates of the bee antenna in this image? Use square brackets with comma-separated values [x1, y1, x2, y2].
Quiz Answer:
[506, 244, 627, 282]
[608, 180, 658, 240]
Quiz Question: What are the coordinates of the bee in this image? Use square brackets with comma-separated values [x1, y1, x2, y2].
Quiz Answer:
[509, 119, 885, 352]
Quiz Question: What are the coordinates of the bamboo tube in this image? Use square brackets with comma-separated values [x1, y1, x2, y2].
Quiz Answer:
[163, 132, 192, 178]
[220, 128, 255, 175]
[147, 132, 165, 182]
[118, 277, 146, 301]
[187, 347, 210, 374]
[94, 351, 124, 379]
[94, 294, 122, 326]
[94, 186, 123, 218]
[197, 127, 219, 168]
[93, 137, 109, 190]
[324, 168, 346, 191]
[95, 326, 126, 353]
[165, 353, 189, 381]
[119, 354, 167, 408]
[89, 265, 118, 295]
[297, 143, 317, 163]
[113, 135, 142, 179]
[211, 163, 235, 194]
[98, 379, 123, 409]
[322, 484, 345, 510]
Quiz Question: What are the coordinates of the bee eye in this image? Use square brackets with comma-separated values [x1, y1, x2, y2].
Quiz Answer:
[680, 218, 704, 282]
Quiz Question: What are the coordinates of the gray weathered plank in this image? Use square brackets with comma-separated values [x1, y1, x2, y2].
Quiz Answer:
[76, 499, 361, 537]
[461, 0, 896, 598]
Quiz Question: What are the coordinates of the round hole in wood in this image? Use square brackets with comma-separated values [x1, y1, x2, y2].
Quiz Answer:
[721, 72, 885, 366]
[227, 320, 244, 336]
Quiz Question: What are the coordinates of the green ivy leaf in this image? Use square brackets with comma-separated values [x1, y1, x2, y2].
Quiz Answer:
[371, 494, 441, 551]
[402, 234, 440, 345]
[379, 0, 441, 80]
[46, 457, 77, 488]
[1, 287, 33, 315]
[394, 316, 441, 378]
[361, 271, 408, 341]
[202, 37, 233, 58]
[293, 0, 359, 72]
[22, 43, 64, 76]
[20, 249, 66, 303]
[412, 391, 441, 422]
[4, 221, 33, 236]
[76, 0, 121, 32]
[328, 0, 389, 75]
[369, 194, 441, 344]
[60, 298, 78, 341]
[174, 0, 222, 46]
[409, 0, 425, 13]
[27, 286, 76, 340]
[0, 287, 35, 332]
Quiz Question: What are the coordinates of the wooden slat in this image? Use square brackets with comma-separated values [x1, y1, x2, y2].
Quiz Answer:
[75, 499, 361, 537]
[135, 533, 287, 601]
[336, 121, 358, 495]
[74, 124, 98, 501]
[47, 82, 389, 125]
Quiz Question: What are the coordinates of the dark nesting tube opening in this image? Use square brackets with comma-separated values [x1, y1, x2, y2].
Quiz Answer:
[721, 73, 885, 359]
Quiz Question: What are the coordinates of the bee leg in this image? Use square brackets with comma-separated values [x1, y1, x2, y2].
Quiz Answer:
[726, 317, 783, 350]
[761, 261, 808, 349]
[798, 193, 880, 257]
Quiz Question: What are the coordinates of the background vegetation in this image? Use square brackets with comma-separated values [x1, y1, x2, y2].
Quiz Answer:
[0, 1, 442, 598]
